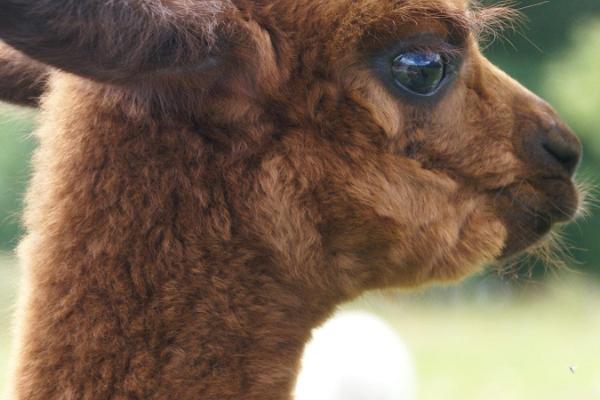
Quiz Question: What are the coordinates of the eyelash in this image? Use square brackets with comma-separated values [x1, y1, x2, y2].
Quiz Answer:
[396, 44, 461, 62]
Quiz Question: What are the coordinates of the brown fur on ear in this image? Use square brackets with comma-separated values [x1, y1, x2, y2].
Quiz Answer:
[0, 42, 48, 107]
[0, 0, 252, 83]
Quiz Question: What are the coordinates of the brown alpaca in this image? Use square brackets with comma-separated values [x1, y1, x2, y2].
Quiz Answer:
[0, 0, 582, 399]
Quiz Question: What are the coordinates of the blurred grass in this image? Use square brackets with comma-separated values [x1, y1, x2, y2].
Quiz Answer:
[1, 253, 599, 399]
[347, 276, 600, 400]
[0, 254, 19, 393]
[0, 105, 37, 251]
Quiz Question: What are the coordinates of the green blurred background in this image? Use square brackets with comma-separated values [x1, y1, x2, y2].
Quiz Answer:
[1, 1, 599, 398]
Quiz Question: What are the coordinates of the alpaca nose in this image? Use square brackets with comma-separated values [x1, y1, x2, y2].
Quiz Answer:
[530, 121, 582, 177]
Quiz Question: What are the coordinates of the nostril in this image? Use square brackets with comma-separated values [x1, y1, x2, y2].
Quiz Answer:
[541, 127, 581, 176]
[543, 141, 576, 165]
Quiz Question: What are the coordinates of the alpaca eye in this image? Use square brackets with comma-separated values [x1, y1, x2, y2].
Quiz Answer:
[391, 52, 446, 96]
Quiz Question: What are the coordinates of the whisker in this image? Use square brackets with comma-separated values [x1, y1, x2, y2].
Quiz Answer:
[515, 29, 544, 53]
[515, 1, 550, 12]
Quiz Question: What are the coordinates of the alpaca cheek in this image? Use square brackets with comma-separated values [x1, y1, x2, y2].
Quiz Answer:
[343, 68, 406, 138]
[360, 192, 506, 286]
[432, 208, 507, 281]
[407, 201, 507, 284]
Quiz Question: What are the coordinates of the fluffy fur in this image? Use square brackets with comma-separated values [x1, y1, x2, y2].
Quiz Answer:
[0, 42, 47, 106]
[0, 0, 581, 399]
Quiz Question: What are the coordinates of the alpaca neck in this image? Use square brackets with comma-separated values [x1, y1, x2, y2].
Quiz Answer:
[152, 259, 332, 399]
[13, 244, 333, 400]
[13, 104, 339, 399]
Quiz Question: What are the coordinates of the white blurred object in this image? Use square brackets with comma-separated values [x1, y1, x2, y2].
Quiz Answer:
[295, 311, 416, 400]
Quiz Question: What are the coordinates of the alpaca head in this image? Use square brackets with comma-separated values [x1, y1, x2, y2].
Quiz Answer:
[210, 0, 582, 291]
[112, 0, 581, 292]
[1, 0, 582, 294]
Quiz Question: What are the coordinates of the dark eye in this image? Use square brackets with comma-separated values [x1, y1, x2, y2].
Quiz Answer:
[391, 52, 446, 96]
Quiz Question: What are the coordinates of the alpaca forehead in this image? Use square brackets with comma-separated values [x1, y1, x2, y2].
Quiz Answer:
[441, 0, 469, 9]
[423, 0, 468, 10]
[334, 0, 468, 10]
[266, 0, 478, 50]
[324, 0, 474, 42]
[333, 0, 469, 18]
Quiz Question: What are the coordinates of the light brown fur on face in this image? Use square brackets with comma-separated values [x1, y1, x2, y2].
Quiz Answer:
[0, 0, 581, 399]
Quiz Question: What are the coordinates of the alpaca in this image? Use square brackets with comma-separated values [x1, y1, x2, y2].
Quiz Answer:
[0, 0, 582, 399]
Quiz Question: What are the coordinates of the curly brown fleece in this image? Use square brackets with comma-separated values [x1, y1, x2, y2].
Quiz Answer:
[0, 0, 581, 399]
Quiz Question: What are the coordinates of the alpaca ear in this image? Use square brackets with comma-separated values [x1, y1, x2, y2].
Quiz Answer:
[0, 42, 48, 107]
[0, 1, 245, 83]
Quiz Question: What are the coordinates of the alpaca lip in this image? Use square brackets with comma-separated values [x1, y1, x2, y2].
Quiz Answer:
[512, 177, 579, 222]
[536, 177, 580, 223]
[496, 177, 579, 258]
[499, 213, 552, 259]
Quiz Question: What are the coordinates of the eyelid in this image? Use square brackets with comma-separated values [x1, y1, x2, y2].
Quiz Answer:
[392, 34, 463, 60]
